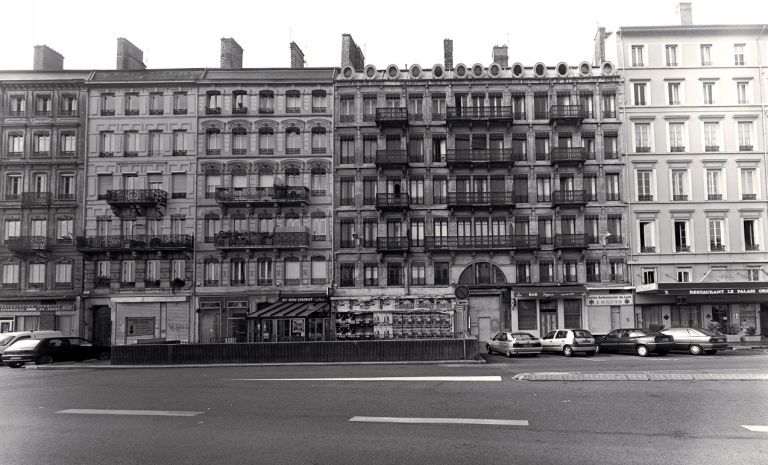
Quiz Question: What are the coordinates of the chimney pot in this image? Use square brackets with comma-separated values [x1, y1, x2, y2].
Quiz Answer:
[221, 38, 243, 69]
[33, 45, 64, 71]
[677, 2, 693, 25]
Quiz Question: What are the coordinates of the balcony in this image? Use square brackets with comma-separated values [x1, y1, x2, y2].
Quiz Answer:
[232, 107, 248, 115]
[105, 189, 168, 217]
[705, 145, 720, 152]
[425, 235, 514, 251]
[554, 234, 588, 249]
[214, 187, 309, 214]
[550, 147, 587, 166]
[549, 105, 588, 124]
[205, 107, 222, 115]
[213, 231, 310, 251]
[641, 246, 656, 253]
[149, 109, 164, 116]
[21, 192, 52, 208]
[375, 193, 410, 210]
[7, 236, 51, 255]
[446, 106, 514, 123]
[740, 145, 753, 152]
[673, 194, 688, 201]
[512, 235, 540, 250]
[637, 194, 654, 202]
[375, 108, 408, 127]
[445, 149, 513, 166]
[76, 235, 193, 253]
[670, 146, 685, 152]
[676, 245, 691, 252]
[552, 190, 587, 207]
[743, 194, 757, 200]
[446, 192, 516, 208]
[375, 150, 409, 166]
[376, 237, 410, 252]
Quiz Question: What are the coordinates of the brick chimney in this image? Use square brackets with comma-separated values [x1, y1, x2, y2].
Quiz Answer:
[492, 45, 508, 68]
[677, 2, 692, 25]
[116, 38, 146, 70]
[221, 38, 243, 69]
[593, 27, 611, 65]
[444, 39, 454, 70]
[340, 34, 365, 71]
[290, 42, 305, 69]
[33, 45, 64, 71]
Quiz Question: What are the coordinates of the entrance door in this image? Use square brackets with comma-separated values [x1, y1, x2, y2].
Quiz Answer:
[610, 306, 621, 330]
[91, 306, 111, 346]
[540, 312, 558, 335]
[760, 304, 768, 336]
[478, 317, 491, 350]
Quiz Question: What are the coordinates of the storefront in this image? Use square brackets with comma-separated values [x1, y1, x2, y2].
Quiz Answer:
[635, 282, 768, 336]
[0, 301, 78, 336]
[511, 286, 587, 338]
[197, 295, 251, 343]
[85, 296, 193, 345]
[248, 295, 332, 342]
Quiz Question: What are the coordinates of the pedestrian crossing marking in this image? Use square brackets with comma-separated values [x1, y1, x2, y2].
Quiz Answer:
[742, 425, 768, 432]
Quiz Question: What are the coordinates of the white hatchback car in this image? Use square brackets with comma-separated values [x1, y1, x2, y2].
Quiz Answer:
[541, 329, 598, 357]
[486, 332, 542, 357]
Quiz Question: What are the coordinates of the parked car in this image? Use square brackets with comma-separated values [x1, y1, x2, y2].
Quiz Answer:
[486, 332, 542, 357]
[595, 328, 675, 357]
[0, 331, 63, 356]
[660, 328, 728, 355]
[541, 329, 598, 356]
[2, 337, 111, 368]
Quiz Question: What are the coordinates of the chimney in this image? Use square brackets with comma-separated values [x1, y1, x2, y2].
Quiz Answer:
[290, 41, 305, 69]
[340, 34, 365, 71]
[33, 45, 64, 71]
[444, 39, 454, 70]
[593, 27, 611, 65]
[492, 45, 508, 68]
[116, 38, 146, 70]
[220, 38, 243, 69]
[677, 2, 692, 25]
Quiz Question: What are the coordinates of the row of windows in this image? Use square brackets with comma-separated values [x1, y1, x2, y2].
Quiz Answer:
[90, 259, 186, 287]
[5, 132, 77, 156]
[640, 266, 763, 286]
[201, 215, 327, 240]
[88, 216, 187, 236]
[200, 257, 327, 286]
[632, 120, 756, 153]
[94, 173, 189, 198]
[203, 90, 328, 115]
[3, 173, 76, 198]
[5, 94, 78, 116]
[632, 80, 756, 106]
[633, 166, 759, 202]
[202, 171, 327, 197]
[1, 262, 74, 288]
[637, 217, 762, 254]
[2, 218, 74, 241]
[629, 43, 748, 68]
[99, 92, 189, 116]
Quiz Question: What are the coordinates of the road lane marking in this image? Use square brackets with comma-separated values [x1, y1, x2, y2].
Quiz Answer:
[742, 425, 768, 432]
[349, 416, 528, 426]
[227, 376, 502, 382]
[57, 409, 203, 417]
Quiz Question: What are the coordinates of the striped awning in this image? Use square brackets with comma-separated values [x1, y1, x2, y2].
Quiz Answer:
[247, 301, 328, 319]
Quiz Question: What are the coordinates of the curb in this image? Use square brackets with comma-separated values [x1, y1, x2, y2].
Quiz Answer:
[24, 359, 487, 370]
[514, 372, 768, 381]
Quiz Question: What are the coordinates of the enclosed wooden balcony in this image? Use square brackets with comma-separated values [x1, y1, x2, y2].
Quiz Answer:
[554, 234, 588, 250]
[76, 235, 193, 253]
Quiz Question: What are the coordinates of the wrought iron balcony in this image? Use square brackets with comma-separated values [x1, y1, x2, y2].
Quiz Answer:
[446, 192, 516, 208]
[549, 105, 588, 123]
[232, 107, 248, 114]
[375, 150, 408, 166]
[375, 108, 408, 127]
[554, 234, 588, 249]
[214, 186, 310, 206]
[511, 235, 540, 250]
[446, 106, 514, 122]
[21, 192, 52, 208]
[105, 189, 168, 207]
[375, 193, 410, 210]
[7, 236, 51, 254]
[425, 235, 514, 251]
[552, 190, 587, 207]
[76, 234, 194, 253]
[213, 231, 309, 250]
[550, 147, 587, 165]
[445, 149, 513, 165]
[376, 237, 410, 252]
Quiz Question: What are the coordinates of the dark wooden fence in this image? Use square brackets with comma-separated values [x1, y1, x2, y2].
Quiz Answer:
[112, 338, 480, 365]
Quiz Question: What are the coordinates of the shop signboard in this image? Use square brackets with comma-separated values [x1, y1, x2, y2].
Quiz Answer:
[125, 318, 155, 337]
[586, 294, 634, 306]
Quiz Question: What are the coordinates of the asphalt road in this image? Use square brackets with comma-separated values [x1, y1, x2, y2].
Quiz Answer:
[1, 351, 767, 465]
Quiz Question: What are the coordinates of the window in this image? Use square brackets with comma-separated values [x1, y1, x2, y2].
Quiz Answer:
[145, 260, 160, 287]
[356, 263, 376, 287]
[149, 93, 163, 115]
[6, 174, 21, 200]
[149, 131, 162, 156]
[4, 219, 20, 241]
[602, 92, 616, 118]
[636, 170, 653, 201]
[633, 83, 647, 106]
[411, 218, 424, 247]
[100, 131, 115, 156]
[202, 259, 220, 286]
[387, 263, 403, 286]
[671, 169, 689, 201]
[706, 169, 723, 200]
[738, 122, 753, 151]
[256, 91, 274, 113]
[363, 96, 376, 122]
[668, 122, 685, 151]
[171, 173, 187, 199]
[33, 133, 50, 155]
[286, 91, 301, 113]
[734, 43, 745, 66]
[121, 131, 138, 156]
[584, 175, 597, 201]
[311, 127, 327, 154]
[736, 82, 749, 104]
[606, 174, 620, 201]
[173, 92, 187, 114]
[609, 260, 624, 282]
[306, 257, 325, 285]
[433, 262, 450, 286]
[205, 173, 221, 199]
[206, 130, 222, 155]
[9, 95, 25, 115]
[311, 167, 326, 196]
[411, 263, 426, 285]
[232, 91, 247, 113]
[631, 45, 644, 67]
[667, 82, 681, 105]
[431, 94, 446, 120]
[516, 261, 530, 284]
[704, 122, 719, 151]
[634, 123, 650, 152]
[585, 216, 599, 244]
[537, 216, 552, 244]
[607, 215, 622, 244]
[741, 168, 756, 200]
[363, 219, 378, 248]
[231, 128, 248, 155]
[101, 93, 115, 115]
[339, 219, 355, 248]
[536, 176, 551, 202]
[539, 261, 554, 283]
[257, 259, 272, 285]
[408, 96, 423, 121]
[339, 263, 355, 287]
[118, 260, 134, 287]
[514, 175, 528, 203]
[708, 218, 726, 251]
[171, 130, 187, 156]
[28, 263, 46, 288]
[7, 134, 24, 155]
[339, 177, 354, 206]
[642, 268, 656, 285]
[284, 258, 301, 286]
[700, 44, 712, 66]
[311, 90, 326, 112]
[665, 45, 678, 66]
[339, 136, 354, 164]
[58, 174, 75, 200]
[676, 268, 691, 283]
[230, 259, 246, 285]
[583, 134, 595, 159]
[586, 260, 601, 282]
[639, 220, 656, 253]
[311, 215, 327, 241]
[283, 127, 301, 155]
[2, 263, 20, 287]
[147, 173, 162, 191]
[563, 260, 578, 283]
[702, 82, 715, 105]
[743, 219, 759, 251]
[124, 93, 140, 115]
[409, 177, 424, 204]
[171, 259, 185, 282]
[56, 218, 73, 243]
[409, 137, 424, 162]
[533, 93, 548, 119]
[674, 221, 690, 252]
[363, 136, 377, 164]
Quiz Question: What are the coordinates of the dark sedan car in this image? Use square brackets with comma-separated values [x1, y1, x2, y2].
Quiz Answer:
[2, 337, 111, 368]
[596, 328, 675, 357]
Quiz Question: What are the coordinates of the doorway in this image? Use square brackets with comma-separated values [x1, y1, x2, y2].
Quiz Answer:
[760, 304, 768, 336]
[91, 306, 112, 346]
[539, 299, 558, 335]
[478, 317, 491, 350]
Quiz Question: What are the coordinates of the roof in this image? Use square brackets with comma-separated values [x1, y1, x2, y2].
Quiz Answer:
[201, 67, 335, 82]
[89, 69, 205, 83]
[618, 24, 768, 35]
[0, 70, 90, 83]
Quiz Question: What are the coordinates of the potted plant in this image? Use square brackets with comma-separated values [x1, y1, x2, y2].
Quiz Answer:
[741, 327, 761, 343]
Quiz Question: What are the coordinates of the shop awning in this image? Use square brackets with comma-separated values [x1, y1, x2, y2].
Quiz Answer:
[636, 282, 768, 296]
[513, 285, 587, 298]
[247, 301, 328, 319]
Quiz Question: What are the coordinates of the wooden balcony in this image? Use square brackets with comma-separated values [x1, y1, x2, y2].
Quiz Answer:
[213, 231, 309, 251]
[375, 108, 408, 127]
[554, 234, 588, 250]
[446, 192, 515, 208]
[376, 237, 410, 252]
[549, 105, 588, 124]
[76, 234, 193, 253]
[552, 190, 587, 207]
[446, 106, 514, 123]
[550, 147, 588, 166]
[445, 149, 514, 166]
[375, 193, 410, 210]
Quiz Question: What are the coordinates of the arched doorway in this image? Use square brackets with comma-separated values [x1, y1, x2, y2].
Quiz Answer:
[458, 262, 509, 348]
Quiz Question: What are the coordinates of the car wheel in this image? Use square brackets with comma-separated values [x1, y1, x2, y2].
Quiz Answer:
[97, 351, 111, 361]
[505, 350, 513, 358]
[585, 351, 596, 357]
[689, 345, 703, 356]
[563, 345, 574, 357]
[36, 354, 54, 365]
[6, 362, 24, 368]
[486, 344, 493, 355]
[704, 350, 718, 355]
[636, 345, 649, 357]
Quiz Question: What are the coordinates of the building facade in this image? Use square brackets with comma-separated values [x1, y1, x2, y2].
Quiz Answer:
[608, 22, 768, 336]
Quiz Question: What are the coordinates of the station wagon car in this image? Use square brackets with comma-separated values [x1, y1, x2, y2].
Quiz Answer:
[595, 328, 675, 357]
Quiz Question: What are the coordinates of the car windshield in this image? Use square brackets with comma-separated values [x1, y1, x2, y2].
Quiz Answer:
[6, 339, 41, 350]
[573, 330, 592, 338]
[692, 328, 721, 337]
[0, 335, 15, 346]
[511, 333, 534, 340]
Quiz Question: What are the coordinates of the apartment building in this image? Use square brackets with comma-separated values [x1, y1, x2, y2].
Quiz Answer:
[606, 4, 768, 335]
[0, 47, 87, 336]
[333, 37, 629, 342]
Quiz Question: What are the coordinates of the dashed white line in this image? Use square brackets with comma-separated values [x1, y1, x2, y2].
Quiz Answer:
[57, 409, 203, 417]
[227, 376, 502, 382]
[742, 425, 768, 432]
[350, 416, 528, 426]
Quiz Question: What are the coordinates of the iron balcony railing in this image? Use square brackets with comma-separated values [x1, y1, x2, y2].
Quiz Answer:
[446, 106, 514, 122]
[213, 231, 309, 249]
[375, 108, 408, 125]
[554, 234, 588, 249]
[105, 189, 168, 206]
[375, 193, 410, 209]
[550, 147, 587, 164]
[376, 237, 410, 251]
[76, 235, 194, 252]
[7, 236, 51, 252]
[445, 149, 513, 164]
[549, 105, 589, 122]
[21, 192, 52, 208]
[425, 235, 515, 251]
[214, 186, 310, 204]
[375, 150, 409, 165]
[446, 192, 516, 206]
[552, 190, 587, 206]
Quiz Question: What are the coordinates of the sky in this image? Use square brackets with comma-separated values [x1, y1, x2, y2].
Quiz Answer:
[0, 0, 766, 71]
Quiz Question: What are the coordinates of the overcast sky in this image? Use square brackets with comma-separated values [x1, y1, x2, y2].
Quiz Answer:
[0, 0, 766, 71]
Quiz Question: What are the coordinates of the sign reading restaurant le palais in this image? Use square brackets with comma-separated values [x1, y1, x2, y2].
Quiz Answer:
[586, 294, 633, 306]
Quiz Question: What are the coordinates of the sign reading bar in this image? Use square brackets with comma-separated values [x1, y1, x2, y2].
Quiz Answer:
[586, 294, 633, 306]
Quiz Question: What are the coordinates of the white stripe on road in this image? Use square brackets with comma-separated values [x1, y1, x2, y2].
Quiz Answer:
[350, 416, 528, 426]
[227, 376, 502, 382]
[57, 409, 203, 417]
[742, 425, 768, 432]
